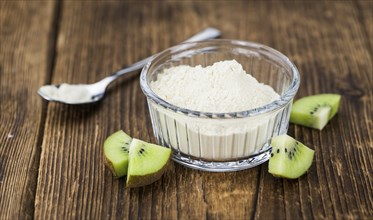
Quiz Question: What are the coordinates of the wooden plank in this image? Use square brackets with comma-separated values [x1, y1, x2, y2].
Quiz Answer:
[251, 1, 373, 219]
[34, 1, 372, 219]
[33, 1, 180, 219]
[0, 1, 57, 219]
[357, 0, 373, 53]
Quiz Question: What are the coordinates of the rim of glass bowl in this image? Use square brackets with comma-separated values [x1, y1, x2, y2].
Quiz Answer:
[140, 39, 300, 119]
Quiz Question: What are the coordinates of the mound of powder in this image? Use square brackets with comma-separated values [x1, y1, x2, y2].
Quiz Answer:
[39, 84, 92, 103]
[150, 60, 279, 113]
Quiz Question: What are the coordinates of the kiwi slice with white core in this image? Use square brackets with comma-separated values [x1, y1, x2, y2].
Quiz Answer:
[290, 94, 341, 130]
[103, 130, 132, 178]
[126, 138, 172, 188]
[269, 135, 314, 179]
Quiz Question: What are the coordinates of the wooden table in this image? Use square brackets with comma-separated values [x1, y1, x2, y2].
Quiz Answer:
[1, 1, 372, 219]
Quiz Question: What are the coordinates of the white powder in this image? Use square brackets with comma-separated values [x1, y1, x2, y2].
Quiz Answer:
[150, 60, 279, 113]
[39, 84, 92, 103]
[147, 60, 284, 162]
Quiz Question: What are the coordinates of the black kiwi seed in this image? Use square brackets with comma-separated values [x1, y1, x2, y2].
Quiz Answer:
[285, 148, 288, 153]
[139, 145, 148, 156]
[121, 141, 130, 151]
[271, 153, 274, 157]
[277, 149, 280, 153]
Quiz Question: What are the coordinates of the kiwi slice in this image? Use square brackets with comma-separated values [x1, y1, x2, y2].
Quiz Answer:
[103, 130, 132, 178]
[268, 135, 314, 179]
[126, 138, 172, 188]
[290, 94, 341, 130]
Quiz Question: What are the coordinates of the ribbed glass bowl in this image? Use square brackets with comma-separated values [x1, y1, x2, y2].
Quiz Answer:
[140, 39, 300, 172]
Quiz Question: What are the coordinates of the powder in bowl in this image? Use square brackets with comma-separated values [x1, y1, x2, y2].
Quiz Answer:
[150, 60, 279, 113]
[140, 40, 299, 171]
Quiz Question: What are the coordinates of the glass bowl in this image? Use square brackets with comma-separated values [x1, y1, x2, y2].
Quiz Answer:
[140, 39, 300, 172]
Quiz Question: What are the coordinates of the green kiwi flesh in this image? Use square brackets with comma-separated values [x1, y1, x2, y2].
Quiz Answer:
[290, 94, 341, 130]
[126, 138, 172, 188]
[269, 135, 314, 179]
[103, 130, 132, 178]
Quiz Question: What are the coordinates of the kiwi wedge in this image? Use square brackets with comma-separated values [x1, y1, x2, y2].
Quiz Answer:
[103, 130, 132, 178]
[290, 94, 341, 130]
[269, 135, 314, 179]
[126, 138, 172, 188]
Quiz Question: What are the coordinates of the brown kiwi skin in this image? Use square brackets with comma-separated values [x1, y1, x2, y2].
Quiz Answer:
[126, 159, 170, 188]
[104, 157, 120, 178]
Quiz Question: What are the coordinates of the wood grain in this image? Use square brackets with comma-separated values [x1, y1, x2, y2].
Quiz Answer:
[0, 0, 372, 219]
[251, 2, 373, 219]
[0, 1, 57, 219]
[357, 0, 373, 53]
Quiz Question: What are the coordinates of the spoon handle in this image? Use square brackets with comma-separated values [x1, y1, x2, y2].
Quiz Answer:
[101, 27, 221, 85]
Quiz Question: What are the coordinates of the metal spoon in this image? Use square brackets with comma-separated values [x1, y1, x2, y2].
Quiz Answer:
[38, 27, 221, 104]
